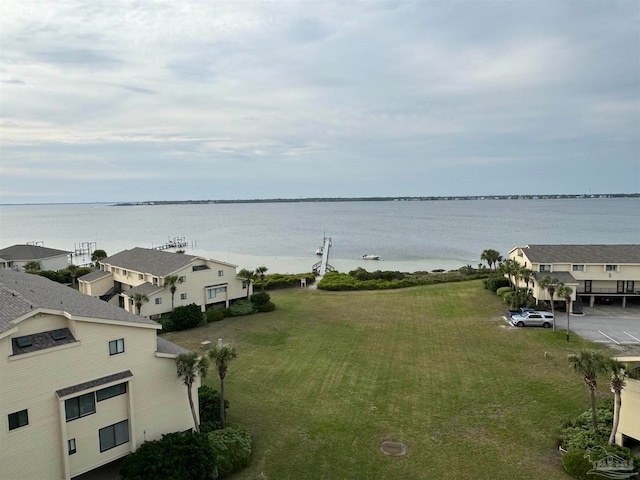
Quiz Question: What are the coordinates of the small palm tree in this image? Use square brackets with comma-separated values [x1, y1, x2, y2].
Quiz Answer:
[91, 249, 108, 267]
[255, 266, 268, 291]
[603, 359, 628, 445]
[23, 260, 41, 272]
[132, 293, 149, 315]
[164, 275, 183, 312]
[480, 249, 501, 271]
[238, 268, 255, 300]
[176, 352, 209, 432]
[557, 284, 573, 342]
[568, 350, 605, 434]
[208, 343, 238, 429]
[539, 276, 560, 332]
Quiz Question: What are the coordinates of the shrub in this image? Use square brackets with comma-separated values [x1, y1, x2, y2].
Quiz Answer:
[496, 287, 511, 297]
[227, 300, 256, 317]
[206, 310, 226, 323]
[261, 273, 316, 290]
[250, 291, 271, 309]
[208, 424, 252, 478]
[171, 303, 206, 331]
[561, 449, 592, 480]
[483, 275, 510, 292]
[120, 431, 216, 480]
[199, 385, 228, 434]
[258, 301, 276, 312]
[157, 315, 175, 332]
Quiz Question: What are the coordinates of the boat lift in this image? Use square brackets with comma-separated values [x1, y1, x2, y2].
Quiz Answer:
[312, 236, 335, 276]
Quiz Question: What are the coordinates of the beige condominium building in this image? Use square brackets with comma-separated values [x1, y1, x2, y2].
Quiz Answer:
[508, 244, 640, 310]
[0, 269, 199, 480]
[614, 350, 640, 449]
[78, 247, 252, 318]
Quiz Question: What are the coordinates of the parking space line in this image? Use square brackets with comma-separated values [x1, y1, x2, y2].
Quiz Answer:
[597, 331, 620, 345]
[623, 332, 640, 342]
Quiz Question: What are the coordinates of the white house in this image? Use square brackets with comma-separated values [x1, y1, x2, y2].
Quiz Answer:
[78, 248, 252, 318]
[0, 244, 71, 272]
[0, 269, 199, 480]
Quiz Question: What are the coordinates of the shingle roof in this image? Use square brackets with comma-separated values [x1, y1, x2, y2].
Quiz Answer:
[156, 337, 191, 356]
[78, 269, 112, 282]
[0, 244, 71, 261]
[0, 270, 159, 334]
[522, 245, 640, 264]
[126, 282, 162, 297]
[532, 271, 578, 284]
[103, 248, 198, 277]
[56, 370, 133, 398]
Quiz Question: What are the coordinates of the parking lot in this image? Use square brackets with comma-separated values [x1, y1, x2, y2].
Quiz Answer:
[505, 304, 640, 345]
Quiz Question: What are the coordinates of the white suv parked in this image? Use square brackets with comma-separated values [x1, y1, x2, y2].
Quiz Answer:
[510, 311, 554, 328]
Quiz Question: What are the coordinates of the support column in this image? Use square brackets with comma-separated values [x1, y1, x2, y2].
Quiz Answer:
[590, 295, 595, 307]
[59, 397, 71, 480]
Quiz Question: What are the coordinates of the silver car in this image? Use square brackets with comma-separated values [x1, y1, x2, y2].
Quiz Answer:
[511, 311, 554, 328]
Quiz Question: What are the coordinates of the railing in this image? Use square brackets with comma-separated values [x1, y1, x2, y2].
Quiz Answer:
[577, 288, 640, 295]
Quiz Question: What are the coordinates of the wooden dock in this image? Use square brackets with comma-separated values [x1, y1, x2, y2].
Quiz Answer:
[154, 237, 188, 251]
[313, 237, 334, 276]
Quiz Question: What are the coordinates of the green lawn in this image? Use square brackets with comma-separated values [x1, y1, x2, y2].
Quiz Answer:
[162, 281, 606, 479]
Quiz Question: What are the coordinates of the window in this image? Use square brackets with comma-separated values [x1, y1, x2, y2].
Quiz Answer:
[109, 339, 125, 356]
[68, 438, 76, 455]
[122, 270, 127, 276]
[218, 270, 224, 277]
[99, 420, 129, 452]
[572, 265, 584, 271]
[152, 277, 159, 285]
[97, 383, 127, 402]
[8, 409, 28, 431]
[539, 265, 551, 272]
[155, 298, 162, 305]
[606, 265, 618, 272]
[65, 393, 96, 421]
[179, 276, 186, 283]
[206, 286, 227, 299]
[139, 273, 144, 280]
[180, 293, 187, 300]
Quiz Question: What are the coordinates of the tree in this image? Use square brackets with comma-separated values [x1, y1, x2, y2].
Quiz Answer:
[557, 284, 573, 342]
[568, 350, 605, 434]
[91, 249, 108, 266]
[237, 268, 255, 300]
[603, 359, 628, 445]
[208, 343, 238, 429]
[164, 274, 183, 312]
[499, 259, 519, 290]
[132, 293, 149, 315]
[255, 266, 268, 291]
[480, 249, 502, 271]
[539, 276, 560, 332]
[520, 267, 533, 291]
[176, 352, 209, 433]
[23, 260, 41, 272]
[68, 264, 78, 288]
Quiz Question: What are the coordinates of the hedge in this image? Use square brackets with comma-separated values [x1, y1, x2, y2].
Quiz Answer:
[208, 424, 252, 479]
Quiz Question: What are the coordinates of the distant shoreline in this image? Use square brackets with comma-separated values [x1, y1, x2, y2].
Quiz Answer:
[111, 193, 639, 207]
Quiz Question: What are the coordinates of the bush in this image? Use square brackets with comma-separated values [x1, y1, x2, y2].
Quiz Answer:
[171, 303, 206, 331]
[227, 300, 256, 317]
[120, 431, 216, 480]
[208, 424, 252, 478]
[483, 275, 510, 292]
[157, 315, 175, 332]
[561, 449, 592, 480]
[496, 286, 511, 297]
[258, 301, 276, 312]
[206, 310, 227, 323]
[260, 273, 316, 290]
[250, 291, 271, 309]
[199, 385, 228, 434]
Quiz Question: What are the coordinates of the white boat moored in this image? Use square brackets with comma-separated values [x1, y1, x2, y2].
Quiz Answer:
[362, 254, 380, 260]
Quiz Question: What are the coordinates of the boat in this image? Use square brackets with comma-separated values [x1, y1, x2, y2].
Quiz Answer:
[362, 254, 380, 260]
[316, 247, 323, 255]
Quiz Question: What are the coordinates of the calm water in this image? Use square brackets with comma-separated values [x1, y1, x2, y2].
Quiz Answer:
[1, 198, 638, 273]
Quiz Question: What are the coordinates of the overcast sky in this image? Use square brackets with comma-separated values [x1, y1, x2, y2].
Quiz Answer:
[1, 1, 638, 204]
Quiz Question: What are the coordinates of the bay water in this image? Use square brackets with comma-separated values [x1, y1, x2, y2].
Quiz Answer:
[0, 198, 638, 274]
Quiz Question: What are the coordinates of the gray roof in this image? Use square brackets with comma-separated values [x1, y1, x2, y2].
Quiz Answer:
[78, 269, 112, 282]
[0, 244, 71, 261]
[532, 271, 577, 284]
[156, 336, 191, 356]
[56, 370, 133, 398]
[126, 282, 162, 297]
[103, 247, 198, 277]
[521, 245, 640, 264]
[0, 270, 159, 334]
[12, 328, 77, 356]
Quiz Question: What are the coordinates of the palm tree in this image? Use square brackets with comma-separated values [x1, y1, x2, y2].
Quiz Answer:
[568, 350, 605, 434]
[176, 352, 209, 432]
[23, 260, 41, 272]
[208, 343, 238, 429]
[557, 284, 573, 342]
[520, 267, 533, 291]
[132, 293, 149, 315]
[237, 268, 255, 300]
[480, 249, 502, 271]
[539, 276, 560, 332]
[499, 259, 520, 290]
[164, 275, 183, 312]
[91, 249, 108, 267]
[68, 264, 78, 288]
[255, 266, 268, 291]
[603, 358, 628, 445]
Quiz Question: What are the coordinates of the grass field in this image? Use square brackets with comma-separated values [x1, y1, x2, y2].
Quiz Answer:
[162, 281, 607, 479]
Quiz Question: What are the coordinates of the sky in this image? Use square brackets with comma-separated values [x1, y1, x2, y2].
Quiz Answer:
[0, 0, 638, 204]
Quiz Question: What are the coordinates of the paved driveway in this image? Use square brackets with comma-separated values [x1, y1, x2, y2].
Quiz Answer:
[548, 304, 640, 345]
